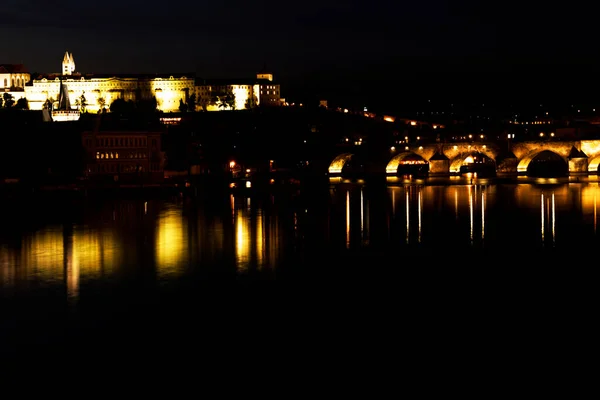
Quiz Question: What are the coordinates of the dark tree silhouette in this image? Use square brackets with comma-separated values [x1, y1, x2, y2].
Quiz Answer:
[15, 98, 29, 110]
[2, 93, 15, 108]
[179, 98, 188, 112]
[187, 93, 196, 112]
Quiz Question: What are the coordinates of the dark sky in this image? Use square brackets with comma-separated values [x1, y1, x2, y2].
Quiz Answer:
[2, 1, 599, 108]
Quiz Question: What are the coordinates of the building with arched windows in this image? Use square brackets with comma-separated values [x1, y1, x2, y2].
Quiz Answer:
[2, 51, 284, 113]
[0, 64, 30, 91]
[23, 51, 195, 113]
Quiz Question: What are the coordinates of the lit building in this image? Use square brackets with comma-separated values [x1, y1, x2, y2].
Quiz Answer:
[24, 51, 195, 113]
[0, 64, 30, 91]
[0, 64, 30, 105]
[195, 71, 284, 111]
[4, 52, 285, 113]
[82, 128, 165, 183]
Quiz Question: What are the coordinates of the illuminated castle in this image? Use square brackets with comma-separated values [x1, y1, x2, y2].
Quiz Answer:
[24, 51, 195, 113]
[2, 52, 283, 112]
[195, 70, 284, 111]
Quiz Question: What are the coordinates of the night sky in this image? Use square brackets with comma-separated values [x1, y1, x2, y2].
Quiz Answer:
[2, 1, 599, 110]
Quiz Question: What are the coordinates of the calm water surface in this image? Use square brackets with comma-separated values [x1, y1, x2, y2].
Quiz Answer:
[1, 176, 598, 359]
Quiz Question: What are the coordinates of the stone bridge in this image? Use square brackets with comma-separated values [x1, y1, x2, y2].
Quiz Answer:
[326, 140, 600, 176]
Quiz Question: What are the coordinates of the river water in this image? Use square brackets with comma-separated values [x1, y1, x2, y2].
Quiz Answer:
[1, 176, 597, 362]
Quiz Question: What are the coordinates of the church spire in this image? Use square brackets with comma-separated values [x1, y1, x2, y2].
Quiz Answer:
[62, 51, 75, 75]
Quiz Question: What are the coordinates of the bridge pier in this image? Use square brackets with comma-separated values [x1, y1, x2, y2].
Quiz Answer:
[325, 139, 600, 179]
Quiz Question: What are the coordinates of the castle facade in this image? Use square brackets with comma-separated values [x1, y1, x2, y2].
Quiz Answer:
[2, 52, 283, 113]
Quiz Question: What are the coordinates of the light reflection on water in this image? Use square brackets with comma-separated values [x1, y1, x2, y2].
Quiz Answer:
[155, 203, 188, 279]
[2, 180, 600, 293]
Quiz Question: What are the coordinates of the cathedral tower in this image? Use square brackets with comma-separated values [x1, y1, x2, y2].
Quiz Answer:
[62, 51, 75, 75]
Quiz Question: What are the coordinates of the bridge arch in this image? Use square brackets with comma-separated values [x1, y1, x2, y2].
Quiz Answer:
[517, 150, 568, 176]
[328, 153, 354, 174]
[588, 155, 600, 173]
[386, 152, 428, 175]
[449, 152, 496, 174]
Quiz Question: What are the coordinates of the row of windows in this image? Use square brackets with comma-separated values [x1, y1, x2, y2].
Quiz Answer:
[90, 163, 161, 173]
[96, 152, 149, 159]
[1, 77, 28, 87]
[86, 138, 157, 147]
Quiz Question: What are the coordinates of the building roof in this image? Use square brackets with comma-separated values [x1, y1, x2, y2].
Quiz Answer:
[0, 64, 28, 73]
[195, 77, 278, 87]
[32, 72, 196, 81]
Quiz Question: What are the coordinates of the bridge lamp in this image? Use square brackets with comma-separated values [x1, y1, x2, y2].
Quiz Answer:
[540, 132, 544, 137]
[390, 146, 396, 151]
[405, 146, 409, 151]
[416, 136, 420, 140]
[469, 134, 473, 139]
[480, 134, 485, 139]
[550, 132, 555, 137]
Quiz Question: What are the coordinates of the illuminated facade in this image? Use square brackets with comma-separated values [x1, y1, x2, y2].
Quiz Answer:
[0, 64, 30, 91]
[23, 52, 194, 113]
[4, 52, 283, 113]
[82, 129, 165, 182]
[195, 72, 284, 111]
[0, 64, 30, 105]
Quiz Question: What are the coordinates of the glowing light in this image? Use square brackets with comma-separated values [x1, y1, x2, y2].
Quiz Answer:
[552, 192, 555, 245]
[232, 85, 250, 110]
[346, 191, 350, 248]
[541, 192, 545, 242]
[481, 190, 485, 240]
[21, 228, 64, 282]
[469, 185, 473, 244]
[418, 189, 422, 243]
[155, 204, 187, 278]
[329, 153, 353, 174]
[406, 190, 410, 243]
[256, 211, 264, 269]
[360, 188, 365, 239]
[235, 209, 251, 271]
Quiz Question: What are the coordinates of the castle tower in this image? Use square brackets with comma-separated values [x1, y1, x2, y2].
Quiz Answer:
[62, 51, 75, 75]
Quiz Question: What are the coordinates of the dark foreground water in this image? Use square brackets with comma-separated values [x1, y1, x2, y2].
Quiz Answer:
[1, 176, 597, 372]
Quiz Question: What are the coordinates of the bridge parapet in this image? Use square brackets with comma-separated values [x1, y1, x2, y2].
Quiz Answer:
[326, 139, 600, 177]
